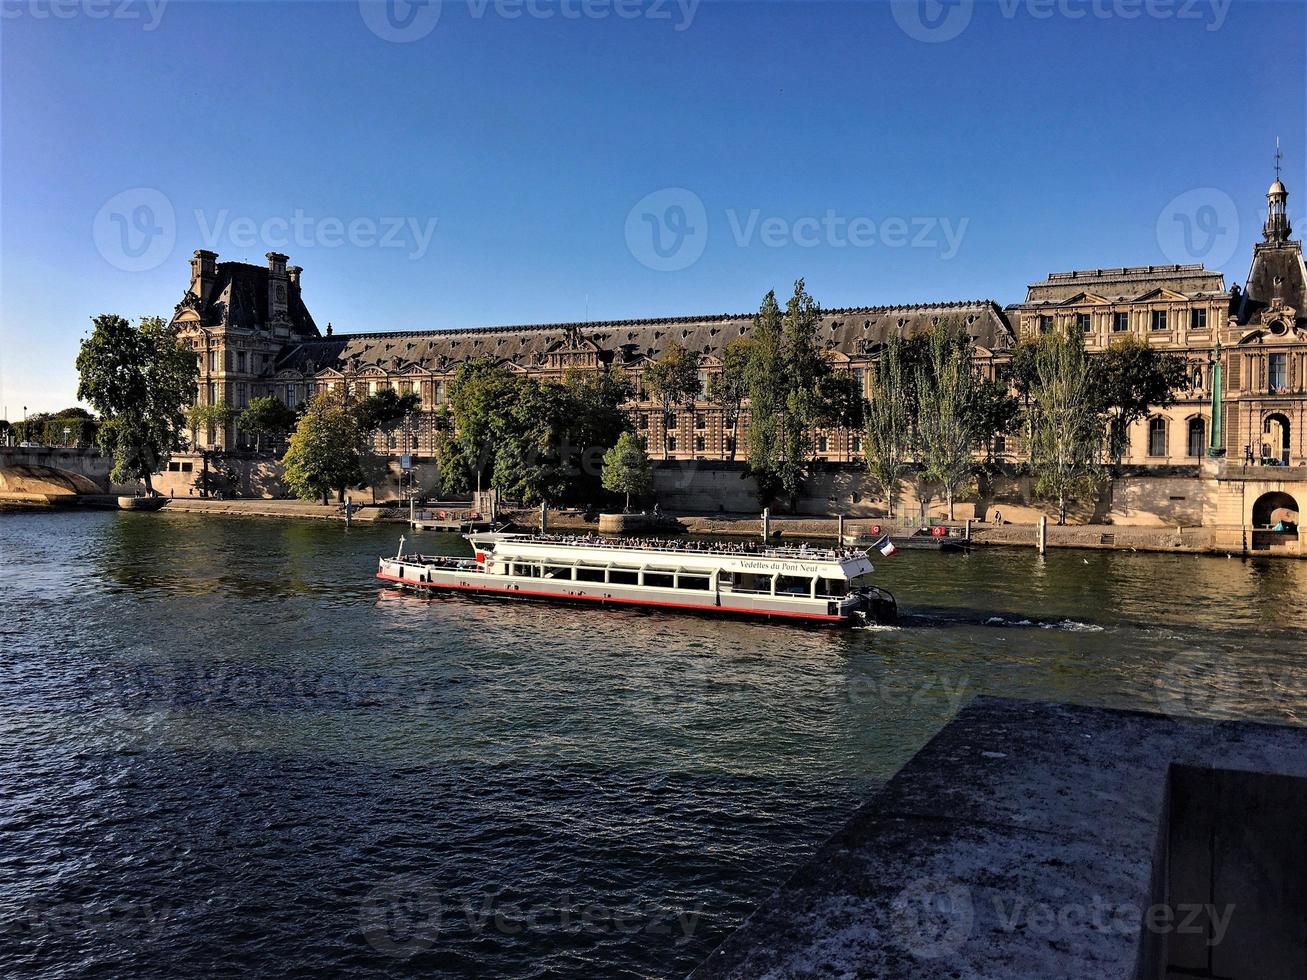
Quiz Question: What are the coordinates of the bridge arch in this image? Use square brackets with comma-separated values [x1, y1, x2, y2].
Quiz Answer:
[0, 464, 104, 498]
[1252, 491, 1299, 529]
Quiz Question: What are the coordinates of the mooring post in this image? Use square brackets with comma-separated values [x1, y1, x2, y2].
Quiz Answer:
[345, 496, 352, 528]
[762, 507, 770, 542]
[837, 513, 845, 543]
[965, 518, 972, 542]
[1037, 515, 1047, 555]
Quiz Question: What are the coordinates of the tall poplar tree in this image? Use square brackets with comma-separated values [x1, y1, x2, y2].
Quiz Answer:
[863, 333, 913, 518]
[915, 323, 984, 519]
[1025, 331, 1104, 524]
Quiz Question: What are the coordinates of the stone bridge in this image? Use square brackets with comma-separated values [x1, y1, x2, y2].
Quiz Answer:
[0, 445, 116, 498]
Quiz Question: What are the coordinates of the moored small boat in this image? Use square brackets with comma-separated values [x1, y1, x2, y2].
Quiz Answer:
[377, 533, 897, 625]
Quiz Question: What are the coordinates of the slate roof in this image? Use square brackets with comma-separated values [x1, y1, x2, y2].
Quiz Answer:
[182, 261, 318, 338]
[1239, 241, 1307, 326]
[1019, 263, 1228, 305]
[272, 300, 1016, 377]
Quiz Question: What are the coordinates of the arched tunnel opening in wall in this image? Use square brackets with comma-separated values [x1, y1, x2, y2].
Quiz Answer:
[1252, 491, 1299, 529]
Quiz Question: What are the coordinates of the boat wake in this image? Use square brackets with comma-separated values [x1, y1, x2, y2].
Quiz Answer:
[984, 615, 1105, 633]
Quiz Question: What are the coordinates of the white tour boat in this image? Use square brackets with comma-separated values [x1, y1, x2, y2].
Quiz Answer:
[376, 533, 897, 625]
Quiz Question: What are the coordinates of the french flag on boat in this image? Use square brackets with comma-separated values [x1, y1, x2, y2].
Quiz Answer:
[871, 534, 897, 558]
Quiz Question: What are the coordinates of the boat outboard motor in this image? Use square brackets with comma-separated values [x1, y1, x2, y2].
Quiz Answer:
[853, 585, 898, 625]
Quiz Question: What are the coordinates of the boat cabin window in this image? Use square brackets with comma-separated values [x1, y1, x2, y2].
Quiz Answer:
[644, 571, 675, 589]
[575, 566, 605, 583]
[678, 574, 710, 591]
[609, 568, 639, 585]
[819, 578, 849, 597]
[544, 564, 572, 579]
[776, 575, 813, 595]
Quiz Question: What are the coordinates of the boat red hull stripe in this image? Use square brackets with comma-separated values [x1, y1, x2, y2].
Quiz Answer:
[375, 572, 845, 622]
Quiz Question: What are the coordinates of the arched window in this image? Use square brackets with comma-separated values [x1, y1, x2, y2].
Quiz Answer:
[1187, 418, 1205, 458]
[1148, 417, 1167, 458]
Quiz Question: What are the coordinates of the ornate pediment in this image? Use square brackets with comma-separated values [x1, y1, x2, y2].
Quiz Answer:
[1237, 307, 1303, 345]
[1058, 291, 1112, 306]
[1133, 287, 1191, 304]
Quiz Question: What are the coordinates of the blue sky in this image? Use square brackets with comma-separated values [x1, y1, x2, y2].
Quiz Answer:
[1, 0, 1303, 415]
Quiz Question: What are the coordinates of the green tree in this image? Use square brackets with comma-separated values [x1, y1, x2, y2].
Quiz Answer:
[1091, 337, 1190, 465]
[642, 340, 701, 460]
[281, 390, 367, 504]
[863, 333, 914, 518]
[745, 280, 837, 509]
[75, 314, 197, 492]
[1025, 331, 1104, 524]
[914, 322, 999, 519]
[601, 430, 653, 511]
[705, 336, 752, 461]
[441, 358, 518, 491]
[356, 387, 422, 436]
[237, 395, 297, 453]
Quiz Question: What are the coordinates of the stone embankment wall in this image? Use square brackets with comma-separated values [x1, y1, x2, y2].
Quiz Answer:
[651, 460, 1209, 528]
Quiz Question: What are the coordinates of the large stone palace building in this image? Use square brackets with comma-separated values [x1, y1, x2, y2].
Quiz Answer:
[169, 171, 1306, 482]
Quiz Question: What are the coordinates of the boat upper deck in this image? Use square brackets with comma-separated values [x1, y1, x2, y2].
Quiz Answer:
[471, 533, 877, 579]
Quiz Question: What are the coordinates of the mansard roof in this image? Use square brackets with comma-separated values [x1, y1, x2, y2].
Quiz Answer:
[174, 261, 318, 338]
[1020, 263, 1227, 305]
[272, 300, 1015, 377]
[1238, 240, 1307, 326]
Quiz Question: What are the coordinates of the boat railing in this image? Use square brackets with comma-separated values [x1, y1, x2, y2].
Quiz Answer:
[499, 533, 863, 563]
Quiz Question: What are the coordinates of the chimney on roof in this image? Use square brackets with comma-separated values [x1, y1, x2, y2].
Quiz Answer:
[287, 265, 302, 290]
[266, 252, 289, 322]
[190, 249, 217, 299]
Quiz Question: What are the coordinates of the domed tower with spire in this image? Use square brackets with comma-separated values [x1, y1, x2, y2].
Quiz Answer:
[1237, 142, 1305, 336]
[1264, 141, 1292, 244]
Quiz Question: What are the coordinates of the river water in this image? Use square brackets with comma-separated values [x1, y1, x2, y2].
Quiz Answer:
[3, 510, 1305, 978]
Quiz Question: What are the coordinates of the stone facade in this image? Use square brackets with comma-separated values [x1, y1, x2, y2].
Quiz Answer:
[164, 169, 1307, 531]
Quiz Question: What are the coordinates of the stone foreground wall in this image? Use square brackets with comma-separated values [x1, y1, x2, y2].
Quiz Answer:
[652, 461, 1209, 527]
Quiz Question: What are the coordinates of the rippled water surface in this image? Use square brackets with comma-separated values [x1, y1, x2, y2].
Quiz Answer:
[3, 510, 1306, 978]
